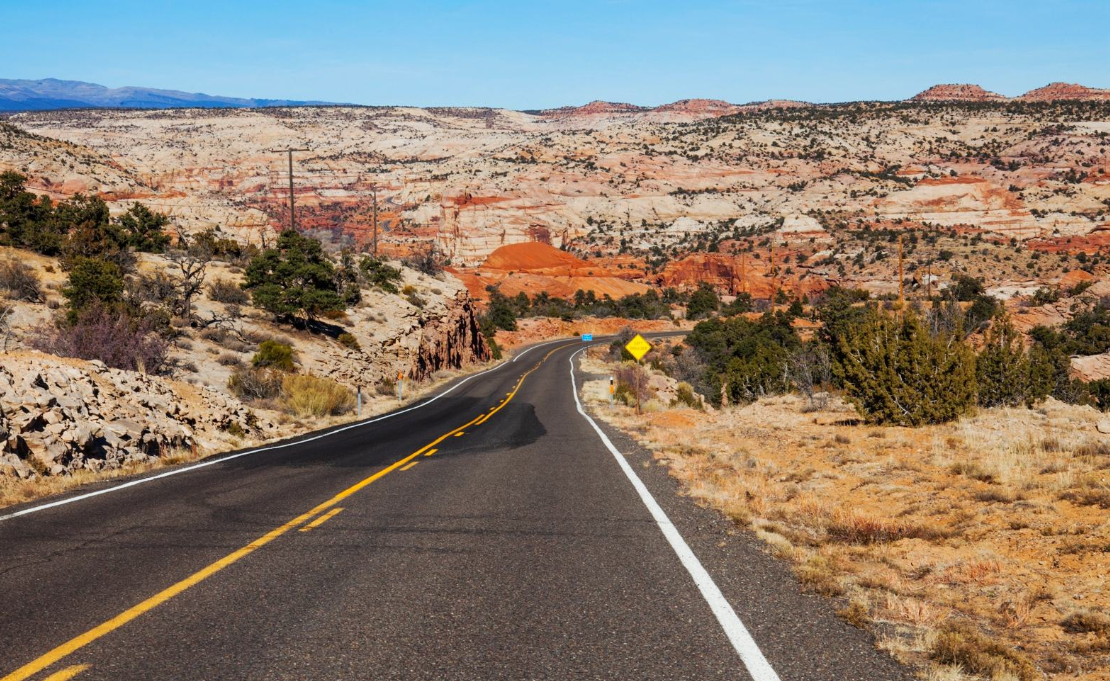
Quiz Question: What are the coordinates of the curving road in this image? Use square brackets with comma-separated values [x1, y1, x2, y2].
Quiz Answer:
[0, 338, 911, 681]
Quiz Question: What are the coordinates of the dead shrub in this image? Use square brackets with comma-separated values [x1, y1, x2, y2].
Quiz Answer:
[207, 278, 249, 305]
[281, 373, 354, 417]
[216, 353, 242, 367]
[1061, 610, 1110, 636]
[227, 367, 282, 401]
[0, 259, 42, 301]
[949, 460, 996, 483]
[929, 620, 1039, 681]
[1059, 475, 1110, 509]
[30, 304, 169, 374]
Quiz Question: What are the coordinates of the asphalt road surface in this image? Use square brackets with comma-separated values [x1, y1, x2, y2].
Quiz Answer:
[0, 338, 913, 681]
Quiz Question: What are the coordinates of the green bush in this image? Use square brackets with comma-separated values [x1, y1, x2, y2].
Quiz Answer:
[252, 340, 296, 372]
[834, 309, 977, 426]
[359, 256, 402, 294]
[281, 373, 355, 417]
[686, 282, 720, 319]
[976, 315, 1049, 408]
[685, 312, 801, 405]
[62, 256, 124, 320]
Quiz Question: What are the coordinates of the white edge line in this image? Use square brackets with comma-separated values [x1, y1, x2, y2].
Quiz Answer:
[569, 348, 781, 681]
[0, 341, 566, 524]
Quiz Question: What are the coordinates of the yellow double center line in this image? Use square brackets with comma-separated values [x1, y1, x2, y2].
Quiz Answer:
[1, 344, 567, 681]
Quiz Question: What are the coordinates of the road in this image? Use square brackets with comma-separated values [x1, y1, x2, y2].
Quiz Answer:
[0, 338, 912, 681]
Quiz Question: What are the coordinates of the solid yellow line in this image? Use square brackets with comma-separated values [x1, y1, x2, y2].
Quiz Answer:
[400, 461, 419, 471]
[0, 341, 572, 681]
[43, 665, 89, 681]
[298, 507, 344, 532]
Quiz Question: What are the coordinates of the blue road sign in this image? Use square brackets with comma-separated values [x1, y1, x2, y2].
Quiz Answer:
[581, 334, 594, 341]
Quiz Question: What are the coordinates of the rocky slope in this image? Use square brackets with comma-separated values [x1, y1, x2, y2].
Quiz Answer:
[0, 352, 267, 479]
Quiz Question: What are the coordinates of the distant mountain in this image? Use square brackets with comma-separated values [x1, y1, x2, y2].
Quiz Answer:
[0, 78, 336, 111]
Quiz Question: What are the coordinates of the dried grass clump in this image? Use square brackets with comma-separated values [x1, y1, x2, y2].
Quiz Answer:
[281, 373, 354, 417]
[929, 621, 1039, 681]
[1061, 610, 1110, 636]
[825, 509, 950, 545]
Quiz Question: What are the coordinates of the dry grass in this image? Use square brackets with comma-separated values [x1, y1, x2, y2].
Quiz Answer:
[0, 446, 209, 509]
[280, 373, 355, 417]
[580, 347, 1110, 680]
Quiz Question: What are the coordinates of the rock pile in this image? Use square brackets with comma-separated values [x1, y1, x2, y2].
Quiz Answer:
[0, 353, 269, 479]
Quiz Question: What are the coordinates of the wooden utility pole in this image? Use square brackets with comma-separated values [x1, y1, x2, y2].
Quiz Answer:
[898, 234, 905, 311]
[269, 148, 310, 232]
[371, 184, 379, 256]
[769, 241, 777, 309]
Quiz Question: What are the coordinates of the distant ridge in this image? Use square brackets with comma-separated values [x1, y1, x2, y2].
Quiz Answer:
[910, 84, 1007, 102]
[910, 82, 1110, 103]
[0, 78, 336, 111]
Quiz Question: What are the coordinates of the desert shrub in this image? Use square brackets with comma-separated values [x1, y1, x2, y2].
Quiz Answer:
[834, 309, 976, 426]
[337, 332, 361, 351]
[1061, 610, 1110, 636]
[685, 311, 801, 405]
[227, 367, 282, 400]
[207, 278, 249, 305]
[614, 363, 652, 406]
[977, 314, 1049, 408]
[31, 303, 169, 374]
[0, 258, 42, 301]
[686, 282, 720, 319]
[929, 621, 1038, 681]
[358, 256, 402, 294]
[252, 340, 295, 372]
[216, 353, 242, 367]
[671, 382, 703, 410]
[403, 244, 444, 276]
[482, 290, 518, 333]
[376, 376, 397, 396]
[405, 292, 426, 308]
[720, 292, 753, 316]
[281, 373, 355, 417]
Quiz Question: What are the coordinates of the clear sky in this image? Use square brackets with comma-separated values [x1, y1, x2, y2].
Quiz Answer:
[3, 0, 1108, 109]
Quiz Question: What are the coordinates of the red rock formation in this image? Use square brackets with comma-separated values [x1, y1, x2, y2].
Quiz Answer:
[1018, 82, 1110, 102]
[653, 99, 741, 117]
[540, 101, 648, 119]
[910, 84, 1008, 102]
[410, 290, 490, 380]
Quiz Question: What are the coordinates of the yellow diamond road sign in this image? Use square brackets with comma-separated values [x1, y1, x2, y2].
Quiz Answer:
[624, 334, 652, 362]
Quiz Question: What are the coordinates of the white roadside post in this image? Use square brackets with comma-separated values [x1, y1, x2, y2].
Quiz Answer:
[357, 385, 362, 417]
[609, 376, 615, 407]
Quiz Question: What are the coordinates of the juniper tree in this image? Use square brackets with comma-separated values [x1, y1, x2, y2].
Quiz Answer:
[835, 309, 977, 426]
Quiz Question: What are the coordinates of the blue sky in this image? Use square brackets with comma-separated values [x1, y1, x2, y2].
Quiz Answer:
[3, 0, 1108, 108]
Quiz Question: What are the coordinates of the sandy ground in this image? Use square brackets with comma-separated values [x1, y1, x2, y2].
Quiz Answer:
[578, 347, 1110, 681]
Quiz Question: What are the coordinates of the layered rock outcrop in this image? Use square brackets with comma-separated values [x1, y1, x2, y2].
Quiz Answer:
[0, 353, 270, 479]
